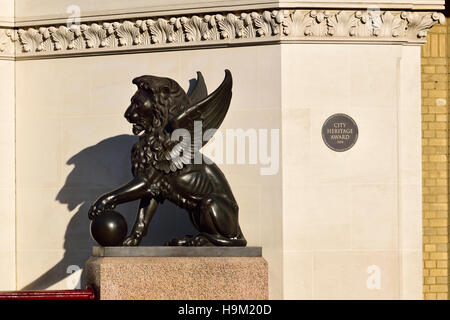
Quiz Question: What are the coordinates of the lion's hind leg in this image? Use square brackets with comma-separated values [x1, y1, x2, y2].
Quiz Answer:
[168, 194, 247, 247]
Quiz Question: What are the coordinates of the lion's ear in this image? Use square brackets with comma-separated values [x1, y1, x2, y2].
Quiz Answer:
[160, 86, 171, 97]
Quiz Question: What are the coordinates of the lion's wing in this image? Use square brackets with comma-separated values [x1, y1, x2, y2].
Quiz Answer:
[188, 71, 208, 104]
[169, 69, 232, 155]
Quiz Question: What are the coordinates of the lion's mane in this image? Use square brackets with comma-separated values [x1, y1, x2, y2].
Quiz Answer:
[130, 75, 190, 176]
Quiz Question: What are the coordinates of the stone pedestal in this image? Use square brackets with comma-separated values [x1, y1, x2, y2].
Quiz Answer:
[86, 247, 268, 300]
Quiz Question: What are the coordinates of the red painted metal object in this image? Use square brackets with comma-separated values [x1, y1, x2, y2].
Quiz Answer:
[0, 286, 95, 300]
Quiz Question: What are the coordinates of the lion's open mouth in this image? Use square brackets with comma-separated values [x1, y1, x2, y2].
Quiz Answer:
[132, 124, 145, 136]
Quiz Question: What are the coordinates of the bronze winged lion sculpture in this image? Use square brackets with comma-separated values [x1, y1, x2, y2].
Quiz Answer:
[88, 70, 247, 247]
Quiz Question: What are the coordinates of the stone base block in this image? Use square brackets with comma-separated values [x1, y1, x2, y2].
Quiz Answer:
[86, 247, 268, 300]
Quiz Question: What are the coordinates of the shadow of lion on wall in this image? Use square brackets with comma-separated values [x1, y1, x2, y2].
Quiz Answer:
[22, 134, 196, 290]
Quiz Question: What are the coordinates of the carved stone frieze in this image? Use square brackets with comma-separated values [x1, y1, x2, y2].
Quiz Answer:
[0, 9, 444, 58]
[0, 28, 15, 56]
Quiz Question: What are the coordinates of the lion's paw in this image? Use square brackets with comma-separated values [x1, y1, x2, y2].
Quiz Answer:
[122, 234, 142, 246]
[165, 235, 213, 246]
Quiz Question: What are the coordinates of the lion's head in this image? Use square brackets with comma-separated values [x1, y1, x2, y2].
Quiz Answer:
[125, 75, 190, 136]
[127, 71, 231, 176]
[127, 75, 192, 176]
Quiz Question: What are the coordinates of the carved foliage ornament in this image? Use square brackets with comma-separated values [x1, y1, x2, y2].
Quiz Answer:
[0, 28, 15, 55]
[2, 10, 445, 56]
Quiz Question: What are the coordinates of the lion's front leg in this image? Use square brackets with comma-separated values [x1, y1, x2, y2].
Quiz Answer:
[87, 194, 117, 220]
[123, 197, 159, 246]
[88, 176, 151, 220]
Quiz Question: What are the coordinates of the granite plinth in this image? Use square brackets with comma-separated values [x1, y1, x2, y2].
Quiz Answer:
[92, 246, 262, 257]
[86, 246, 268, 300]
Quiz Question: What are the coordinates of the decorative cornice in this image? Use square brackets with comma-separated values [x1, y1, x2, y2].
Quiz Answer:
[0, 9, 444, 59]
[0, 28, 15, 57]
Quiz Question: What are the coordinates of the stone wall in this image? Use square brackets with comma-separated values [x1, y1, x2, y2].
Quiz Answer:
[0, 0, 16, 291]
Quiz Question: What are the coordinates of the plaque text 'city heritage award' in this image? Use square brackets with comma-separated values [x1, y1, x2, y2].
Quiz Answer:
[322, 114, 358, 152]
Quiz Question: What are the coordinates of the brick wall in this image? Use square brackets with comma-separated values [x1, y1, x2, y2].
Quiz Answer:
[421, 19, 449, 300]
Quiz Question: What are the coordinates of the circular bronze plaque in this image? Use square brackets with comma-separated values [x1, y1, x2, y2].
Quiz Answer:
[322, 114, 358, 152]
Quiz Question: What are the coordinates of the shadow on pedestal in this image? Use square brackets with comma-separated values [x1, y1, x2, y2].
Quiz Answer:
[22, 134, 197, 290]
